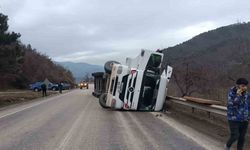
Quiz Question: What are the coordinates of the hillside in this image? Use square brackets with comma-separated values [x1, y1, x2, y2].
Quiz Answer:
[0, 13, 74, 89]
[57, 62, 103, 83]
[162, 22, 250, 101]
[21, 46, 75, 84]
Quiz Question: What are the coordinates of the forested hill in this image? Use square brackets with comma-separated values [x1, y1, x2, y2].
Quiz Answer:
[0, 13, 74, 89]
[162, 22, 250, 101]
[162, 22, 250, 64]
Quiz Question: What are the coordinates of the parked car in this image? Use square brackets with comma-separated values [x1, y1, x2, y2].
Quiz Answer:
[47, 83, 59, 91]
[29, 82, 43, 92]
[29, 82, 59, 91]
[62, 83, 71, 90]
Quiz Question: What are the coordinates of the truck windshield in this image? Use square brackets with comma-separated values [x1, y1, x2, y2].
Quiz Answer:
[147, 54, 162, 68]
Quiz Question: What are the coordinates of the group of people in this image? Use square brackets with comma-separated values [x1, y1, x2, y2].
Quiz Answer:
[225, 78, 250, 150]
[41, 82, 64, 97]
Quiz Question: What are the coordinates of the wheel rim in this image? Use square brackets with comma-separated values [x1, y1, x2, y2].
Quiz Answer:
[100, 94, 107, 107]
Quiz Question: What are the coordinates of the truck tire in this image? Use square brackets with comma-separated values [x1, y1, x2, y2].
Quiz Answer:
[52, 87, 57, 91]
[99, 93, 108, 108]
[34, 88, 39, 92]
[104, 61, 120, 74]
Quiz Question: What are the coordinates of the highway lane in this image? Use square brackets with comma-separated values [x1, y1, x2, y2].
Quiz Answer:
[0, 87, 208, 150]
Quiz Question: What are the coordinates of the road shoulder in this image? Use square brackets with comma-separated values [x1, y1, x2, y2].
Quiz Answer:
[151, 112, 224, 150]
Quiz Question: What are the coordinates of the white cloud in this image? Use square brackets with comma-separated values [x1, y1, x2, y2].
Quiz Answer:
[176, 21, 218, 39]
[1, 0, 250, 65]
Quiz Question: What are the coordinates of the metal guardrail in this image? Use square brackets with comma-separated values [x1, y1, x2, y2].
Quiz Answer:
[166, 96, 227, 116]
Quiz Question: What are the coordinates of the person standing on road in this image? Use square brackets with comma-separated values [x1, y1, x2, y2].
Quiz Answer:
[58, 82, 63, 94]
[41, 83, 47, 97]
[225, 78, 249, 150]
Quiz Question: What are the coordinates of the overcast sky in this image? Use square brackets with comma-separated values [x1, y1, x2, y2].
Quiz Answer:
[1, 0, 250, 65]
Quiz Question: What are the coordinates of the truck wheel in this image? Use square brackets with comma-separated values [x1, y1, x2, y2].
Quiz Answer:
[104, 61, 120, 74]
[34, 88, 39, 92]
[99, 93, 108, 108]
[52, 87, 56, 91]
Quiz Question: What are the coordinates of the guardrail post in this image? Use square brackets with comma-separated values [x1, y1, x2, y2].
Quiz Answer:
[192, 107, 195, 113]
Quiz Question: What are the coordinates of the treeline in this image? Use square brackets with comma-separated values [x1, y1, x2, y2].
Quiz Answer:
[0, 13, 74, 89]
[162, 22, 250, 102]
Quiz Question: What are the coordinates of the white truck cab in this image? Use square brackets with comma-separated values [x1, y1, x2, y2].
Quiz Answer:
[102, 49, 172, 111]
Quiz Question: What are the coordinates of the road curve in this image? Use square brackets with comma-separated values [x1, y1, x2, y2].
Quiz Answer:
[0, 88, 206, 150]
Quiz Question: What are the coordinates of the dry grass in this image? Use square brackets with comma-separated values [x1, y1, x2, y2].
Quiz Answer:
[0, 90, 58, 107]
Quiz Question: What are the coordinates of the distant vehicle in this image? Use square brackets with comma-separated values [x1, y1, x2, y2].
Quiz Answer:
[62, 83, 71, 90]
[29, 82, 43, 92]
[47, 83, 59, 91]
[29, 82, 59, 91]
[79, 81, 89, 89]
[93, 49, 173, 111]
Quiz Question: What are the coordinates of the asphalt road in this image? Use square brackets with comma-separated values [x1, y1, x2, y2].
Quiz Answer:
[0, 88, 208, 150]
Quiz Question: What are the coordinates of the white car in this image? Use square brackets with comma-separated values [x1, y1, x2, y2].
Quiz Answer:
[98, 49, 173, 111]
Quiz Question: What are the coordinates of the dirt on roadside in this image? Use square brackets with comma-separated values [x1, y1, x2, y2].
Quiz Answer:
[0, 90, 58, 107]
[166, 102, 250, 150]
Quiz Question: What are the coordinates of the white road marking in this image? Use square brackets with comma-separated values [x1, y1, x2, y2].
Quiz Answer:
[0, 91, 72, 119]
[57, 100, 92, 150]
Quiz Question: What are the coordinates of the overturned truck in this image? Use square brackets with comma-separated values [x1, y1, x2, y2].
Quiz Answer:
[92, 49, 173, 111]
